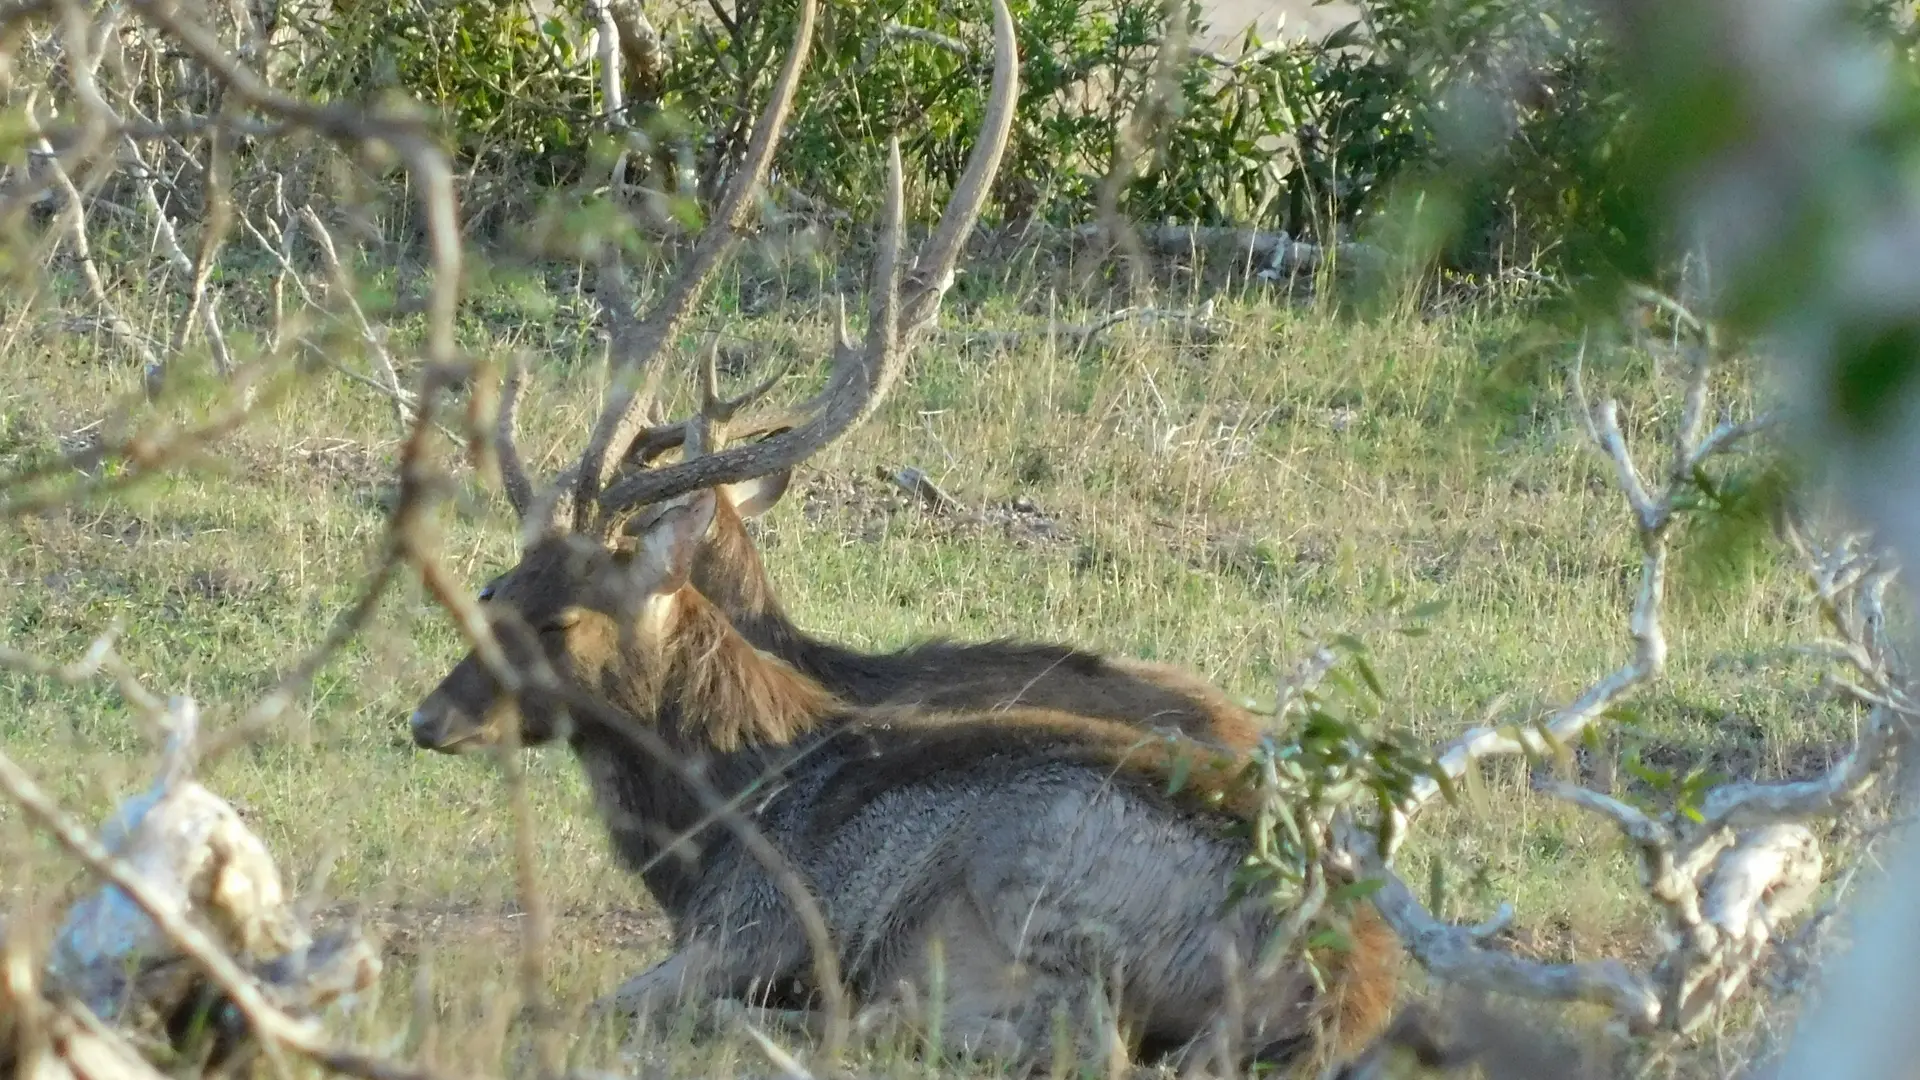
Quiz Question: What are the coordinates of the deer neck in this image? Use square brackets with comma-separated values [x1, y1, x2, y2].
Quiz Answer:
[694, 516, 813, 654]
[661, 587, 838, 754]
[560, 597, 836, 921]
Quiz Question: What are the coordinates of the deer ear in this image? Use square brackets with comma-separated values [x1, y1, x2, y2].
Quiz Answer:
[629, 489, 717, 595]
[719, 470, 793, 520]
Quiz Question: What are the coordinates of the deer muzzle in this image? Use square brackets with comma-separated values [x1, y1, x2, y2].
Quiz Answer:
[409, 697, 496, 754]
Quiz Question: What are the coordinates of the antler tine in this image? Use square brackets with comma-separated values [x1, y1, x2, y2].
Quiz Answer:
[694, 344, 806, 451]
[495, 356, 536, 519]
[568, 0, 820, 536]
[503, 381, 672, 541]
[721, 355, 803, 424]
[899, 0, 1018, 331]
[491, 355, 628, 540]
[594, 136, 915, 513]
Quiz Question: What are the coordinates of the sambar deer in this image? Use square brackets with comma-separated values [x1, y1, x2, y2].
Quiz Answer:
[410, 489, 1403, 1074]
[477, 11, 1258, 756]
[409, 0, 1398, 1066]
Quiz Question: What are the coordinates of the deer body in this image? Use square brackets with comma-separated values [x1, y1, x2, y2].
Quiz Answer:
[410, 496, 1401, 1073]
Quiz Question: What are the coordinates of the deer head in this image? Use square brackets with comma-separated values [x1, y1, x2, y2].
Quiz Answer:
[409, 0, 1018, 753]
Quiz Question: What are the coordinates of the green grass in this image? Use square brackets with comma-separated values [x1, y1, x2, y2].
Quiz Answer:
[0, 243, 1857, 1077]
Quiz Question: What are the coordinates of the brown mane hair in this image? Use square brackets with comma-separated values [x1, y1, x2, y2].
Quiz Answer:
[686, 482, 1266, 753]
[659, 584, 837, 753]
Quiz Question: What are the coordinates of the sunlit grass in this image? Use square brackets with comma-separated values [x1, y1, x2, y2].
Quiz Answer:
[0, 244, 1845, 1077]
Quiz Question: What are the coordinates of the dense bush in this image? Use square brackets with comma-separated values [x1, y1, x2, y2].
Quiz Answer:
[268, 0, 1917, 275]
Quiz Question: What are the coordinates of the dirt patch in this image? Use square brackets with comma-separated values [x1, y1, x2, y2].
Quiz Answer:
[321, 901, 671, 963]
[294, 437, 391, 490]
[211, 435, 393, 500]
[1490, 915, 1657, 971]
[793, 469, 1075, 550]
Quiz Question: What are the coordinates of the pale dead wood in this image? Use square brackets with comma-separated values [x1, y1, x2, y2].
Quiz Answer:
[1328, 316, 1890, 1040]
[0, 703, 424, 1080]
[31, 117, 161, 379]
[1392, 344, 1778, 838]
[164, 120, 235, 378]
[942, 301, 1224, 356]
[883, 465, 966, 514]
[117, 133, 234, 376]
[1588, 0, 1920, 1057]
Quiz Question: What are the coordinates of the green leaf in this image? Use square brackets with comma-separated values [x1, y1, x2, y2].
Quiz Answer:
[1350, 653, 1387, 700]
[1331, 876, 1388, 904]
[1167, 752, 1194, 795]
[1304, 927, 1353, 952]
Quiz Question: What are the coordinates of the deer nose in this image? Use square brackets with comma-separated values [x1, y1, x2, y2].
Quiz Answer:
[409, 708, 444, 749]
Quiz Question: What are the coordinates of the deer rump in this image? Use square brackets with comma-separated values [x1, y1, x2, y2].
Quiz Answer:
[588, 709, 1367, 1072]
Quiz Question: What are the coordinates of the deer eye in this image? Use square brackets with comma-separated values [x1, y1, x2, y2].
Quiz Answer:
[540, 609, 583, 634]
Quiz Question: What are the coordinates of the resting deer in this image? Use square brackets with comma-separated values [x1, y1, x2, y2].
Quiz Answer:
[408, 0, 1397, 1066]
[410, 489, 1402, 1074]
[471, 2, 1256, 759]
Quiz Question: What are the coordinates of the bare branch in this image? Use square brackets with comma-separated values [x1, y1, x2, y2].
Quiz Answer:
[1339, 329, 1849, 1039]
[122, 0, 464, 371]
[299, 205, 413, 426]
[0, 741, 462, 1080]
[493, 356, 536, 518]
[1333, 825, 1663, 1031]
[32, 122, 160, 379]
[201, 365, 466, 764]
[166, 119, 236, 378]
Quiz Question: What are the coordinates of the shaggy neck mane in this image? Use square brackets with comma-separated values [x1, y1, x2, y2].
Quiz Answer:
[661, 586, 838, 752]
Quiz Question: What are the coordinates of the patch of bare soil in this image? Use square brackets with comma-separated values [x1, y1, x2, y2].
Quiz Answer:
[793, 469, 1075, 550]
[1490, 916, 1658, 971]
[290, 437, 391, 493]
[320, 901, 671, 962]
[211, 434, 393, 501]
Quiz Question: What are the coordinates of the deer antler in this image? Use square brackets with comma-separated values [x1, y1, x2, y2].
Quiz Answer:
[496, 356, 536, 519]
[574, 0, 818, 534]
[491, 0, 1014, 533]
[493, 356, 673, 539]
[682, 342, 804, 458]
[590, 0, 1019, 514]
[487, 0, 818, 538]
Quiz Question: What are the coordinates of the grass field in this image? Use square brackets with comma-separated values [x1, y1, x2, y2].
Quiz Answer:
[0, 237, 1859, 1076]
